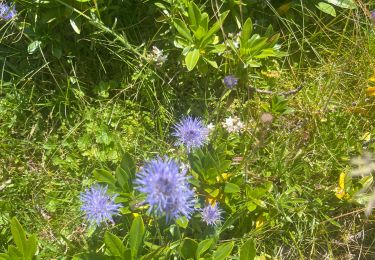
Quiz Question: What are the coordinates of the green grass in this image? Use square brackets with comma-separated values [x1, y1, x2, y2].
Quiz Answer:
[0, 0, 375, 258]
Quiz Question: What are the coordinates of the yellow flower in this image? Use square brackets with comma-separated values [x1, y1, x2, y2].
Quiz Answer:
[366, 86, 375, 97]
[335, 172, 350, 200]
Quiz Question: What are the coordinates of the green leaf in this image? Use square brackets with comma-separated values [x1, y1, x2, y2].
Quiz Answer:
[52, 44, 62, 59]
[188, 2, 201, 30]
[116, 152, 136, 192]
[24, 234, 38, 259]
[224, 183, 240, 193]
[70, 19, 81, 34]
[173, 19, 193, 42]
[93, 169, 116, 187]
[7, 246, 22, 259]
[129, 216, 145, 259]
[316, 2, 337, 16]
[199, 13, 209, 32]
[10, 217, 27, 254]
[203, 58, 218, 68]
[196, 238, 213, 259]
[0, 254, 10, 260]
[185, 49, 200, 71]
[176, 216, 189, 229]
[194, 26, 206, 40]
[120, 152, 136, 177]
[180, 238, 198, 259]
[200, 10, 229, 48]
[213, 242, 234, 260]
[72, 253, 110, 260]
[240, 239, 256, 260]
[240, 18, 253, 47]
[104, 232, 125, 257]
[325, 0, 356, 9]
[27, 41, 41, 54]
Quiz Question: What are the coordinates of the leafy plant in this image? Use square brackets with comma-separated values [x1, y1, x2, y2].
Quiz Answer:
[0, 217, 38, 260]
[169, 1, 229, 71]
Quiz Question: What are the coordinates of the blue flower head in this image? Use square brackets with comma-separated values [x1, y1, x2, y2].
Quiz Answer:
[80, 185, 122, 226]
[0, 2, 16, 21]
[201, 203, 222, 226]
[223, 75, 238, 89]
[135, 157, 196, 221]
[371, 10, 375, 21]
[173, 116, 209, 151]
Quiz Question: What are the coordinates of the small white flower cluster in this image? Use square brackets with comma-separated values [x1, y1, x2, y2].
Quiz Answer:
[149, 46, 168, 66]
[205, 116, 245, 136]
[222, 116, 244, 134]
[227, 32, 240, 49]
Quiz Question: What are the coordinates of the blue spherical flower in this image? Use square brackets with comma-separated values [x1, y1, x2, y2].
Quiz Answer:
[135, 157, 196, 221]
[173, 116, 209, 151]
[80, 185, 122, 226]
[223, 75, 238, 89]
[201, 203, 222, 226]
[371, 10, 375, 21]
[0, 2, 16, 21]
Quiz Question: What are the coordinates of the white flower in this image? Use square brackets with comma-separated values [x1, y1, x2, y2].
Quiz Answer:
[222, 116, 244, 133]
[146, 46, 168, 66]
[207, 123, 215, 133]
[151, 46, 168, 66]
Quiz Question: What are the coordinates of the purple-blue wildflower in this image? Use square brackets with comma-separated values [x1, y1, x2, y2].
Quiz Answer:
[201, 203, 222, 226]
[80, 185, 122, 226]
[135, 157, 196, 221]
[371, 10, 375, 21]
[223, 75, 238, 88]
[0, 2, 16, 21]
[173, 116, 209, 151]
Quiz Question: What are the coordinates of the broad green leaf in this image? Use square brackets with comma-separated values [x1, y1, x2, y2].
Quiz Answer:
[104, 232, 125, 256]
[180, 238, 198, 259]
[24, 234, 38, 259]
[224, 183, 240, 193]
[188, 2, 201, 30]
[196, 238, 213, 259]
[240, 18, 253, 47]
[10, 217, 27, 254]
[240, 239, 256, 260]
[176, 216, 189, 229]
[264, 33, 280, 49]
[200, 10, 229, 48]
[93, 169, 116, 187]
[316, 2, 336, 17]
[129, 216, 145, 259]
[7, 246, 22, 259]
[72, 252, 110, 260]
[185, 49, 200, 71]
[199, 13, 209, 32]
[213, 242, 234, 260]
[325, 0, 356, 9]
[173, 19, 193, 42]
[194, 26, 206, 40]
[120, 152, 136, 177]
[0, 254, 10, 260]
[116, 152, 136, 192]
[249, 37, 268, 54]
